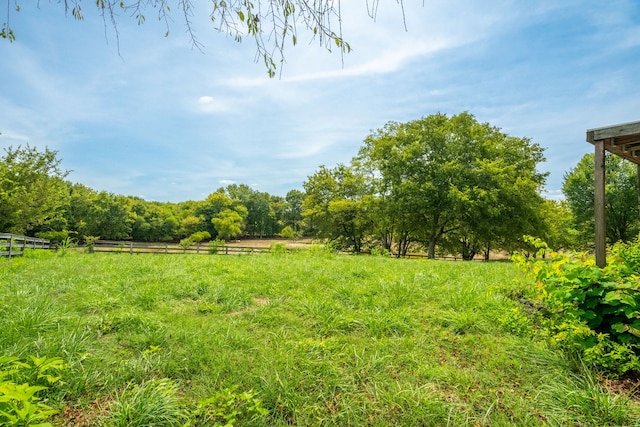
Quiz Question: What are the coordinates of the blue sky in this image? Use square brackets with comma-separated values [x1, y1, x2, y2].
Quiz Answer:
[1, 1, 639, 202]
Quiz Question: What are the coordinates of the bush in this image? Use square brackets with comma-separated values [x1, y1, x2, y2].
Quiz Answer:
[370, 247, 391, 257]
[179, 238, 194, 252]
[514, 236, 640, 376]
[277, 226, 298, 239]
[208, 239, 226, 254]
[269, 243, 287, 255]
[0, 356, 65, 427]
[84, 236, 99, 253]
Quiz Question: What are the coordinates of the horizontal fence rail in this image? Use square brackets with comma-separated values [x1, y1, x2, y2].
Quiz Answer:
[91, 240, 272, 255]
[89, 240, 490, 260]
[0, 233, 50, 258]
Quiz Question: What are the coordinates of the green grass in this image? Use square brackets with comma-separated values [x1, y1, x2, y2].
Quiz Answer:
[1, 250, 639, 426]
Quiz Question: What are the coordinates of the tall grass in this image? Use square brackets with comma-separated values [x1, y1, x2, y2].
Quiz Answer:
[0, 251, 638, 426]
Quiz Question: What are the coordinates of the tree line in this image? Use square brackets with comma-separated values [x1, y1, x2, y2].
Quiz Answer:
[2, 112, 638, 258]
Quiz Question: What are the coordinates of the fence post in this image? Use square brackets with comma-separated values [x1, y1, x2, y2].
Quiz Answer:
[165, 243, 168, 254]
[130, 241, 134, 255]
[8, 236, 13, 258]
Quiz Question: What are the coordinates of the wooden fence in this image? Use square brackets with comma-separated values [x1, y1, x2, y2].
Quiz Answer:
[89, 240, 490, 260]
[90, 240, 272, 255]
[0, 233, 50, 258]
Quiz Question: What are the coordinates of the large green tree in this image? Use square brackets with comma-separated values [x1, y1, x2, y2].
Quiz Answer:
[226, 184, 278, 238]
[212, 209, 244, 240]
[127, 197, 179, 241]
[283, 189, 305, 233]
[358, 112, 547, 259]
[303, 164, 373, 252]
[563, 153, 639, 246]
[82, 192, 134, 240]
[0, 145, 70, 235]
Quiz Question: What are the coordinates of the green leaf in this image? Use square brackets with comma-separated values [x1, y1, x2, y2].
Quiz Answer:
[611, 322, 628, 333]
[604, 291, 636, 307]
[238, 10, 245, 21]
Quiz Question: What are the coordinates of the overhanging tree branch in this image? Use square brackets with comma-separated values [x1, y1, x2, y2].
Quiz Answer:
[3, 0, 407, 76]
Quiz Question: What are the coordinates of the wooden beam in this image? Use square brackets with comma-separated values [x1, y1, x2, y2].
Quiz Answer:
[587, 121, 640, 142]
[594, 140, 606, 268]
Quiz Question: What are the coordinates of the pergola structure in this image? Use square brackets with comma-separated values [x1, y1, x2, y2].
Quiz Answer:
[586, 121, 640, 267]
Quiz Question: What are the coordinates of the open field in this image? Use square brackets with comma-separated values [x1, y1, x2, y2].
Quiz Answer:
[1, 250, 639, 426]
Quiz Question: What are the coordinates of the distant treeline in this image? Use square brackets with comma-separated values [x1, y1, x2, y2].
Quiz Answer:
[2, 113, 637, 259]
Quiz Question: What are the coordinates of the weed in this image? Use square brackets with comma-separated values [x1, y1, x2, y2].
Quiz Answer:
[192, 386, 268, 426]
[100, 379, 187, 427]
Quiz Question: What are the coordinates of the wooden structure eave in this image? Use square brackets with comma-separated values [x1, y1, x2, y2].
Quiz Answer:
[587, 121, 640, 165]
[586, 120, 640, 267]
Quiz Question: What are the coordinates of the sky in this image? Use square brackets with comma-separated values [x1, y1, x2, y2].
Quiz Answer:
[1, 1, 639, 203]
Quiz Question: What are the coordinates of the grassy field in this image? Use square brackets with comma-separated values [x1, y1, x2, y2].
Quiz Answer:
[1, 249, 639, 426]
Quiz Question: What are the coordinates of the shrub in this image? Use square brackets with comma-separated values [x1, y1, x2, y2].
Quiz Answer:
[208, 239, 226, 255]
[179, 238, 194, 252]
[269, 243, 287, 255]
[84, 236, 99, 253]
[277, 226, 297, 239]
[370, 247, 391, 257]
[0, 356, 65, 427]
[514, 236, 640, 376]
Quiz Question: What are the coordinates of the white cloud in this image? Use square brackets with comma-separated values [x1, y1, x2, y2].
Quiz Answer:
[197, 95, 237, 114]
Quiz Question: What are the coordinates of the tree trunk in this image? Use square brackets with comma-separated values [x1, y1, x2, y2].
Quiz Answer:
[483, 242, 490, 261]
[427, 238, 437, 259]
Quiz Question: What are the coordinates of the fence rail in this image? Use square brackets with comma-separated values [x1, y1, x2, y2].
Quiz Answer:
[91, 240, 271, 255]
[0, 233, 50, 258]
[90, 240, 490, 260]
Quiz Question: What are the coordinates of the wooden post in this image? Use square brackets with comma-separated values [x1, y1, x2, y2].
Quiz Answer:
[637, 164, 640, 222]
[594, 140, 606, 268]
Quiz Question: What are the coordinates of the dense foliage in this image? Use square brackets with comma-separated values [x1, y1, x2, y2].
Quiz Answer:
[0, 144, 302, 244]
[304, 112, 552, 258]
[563, 153, 639, 248]
[0, 145, 69, 235]
[515, 237, 640, 376]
